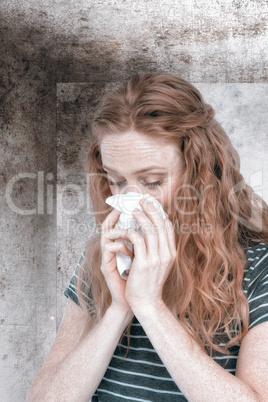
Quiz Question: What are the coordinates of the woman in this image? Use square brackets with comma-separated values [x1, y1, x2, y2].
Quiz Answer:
[29, 72, 268, 401]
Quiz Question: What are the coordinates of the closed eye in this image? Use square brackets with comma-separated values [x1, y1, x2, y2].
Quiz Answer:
[141, 179, 165, 188]
[108, 180, 126, 187]
[108, 179, 165, 188]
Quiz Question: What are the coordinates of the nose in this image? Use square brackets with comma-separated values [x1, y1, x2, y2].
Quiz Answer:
[121, 182, 145, 195]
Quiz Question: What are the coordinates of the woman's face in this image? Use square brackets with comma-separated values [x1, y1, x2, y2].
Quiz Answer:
[100, 130, 184, 215]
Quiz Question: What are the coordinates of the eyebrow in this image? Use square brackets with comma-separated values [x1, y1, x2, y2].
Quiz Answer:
[102, 165, 167, 174]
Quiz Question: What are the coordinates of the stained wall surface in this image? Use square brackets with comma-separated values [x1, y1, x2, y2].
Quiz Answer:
[1, 0, 268, 400]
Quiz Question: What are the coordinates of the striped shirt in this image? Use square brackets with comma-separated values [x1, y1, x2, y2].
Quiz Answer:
[64, 242, 268, 401]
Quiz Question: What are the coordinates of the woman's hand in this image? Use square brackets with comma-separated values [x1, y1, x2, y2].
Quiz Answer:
[124, 199, 177, 313]
[100, 208, 134, 315]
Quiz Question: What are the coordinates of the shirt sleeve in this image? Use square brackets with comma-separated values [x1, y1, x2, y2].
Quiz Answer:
[247, 249, 268, 329]
[63, 249, 86, 306]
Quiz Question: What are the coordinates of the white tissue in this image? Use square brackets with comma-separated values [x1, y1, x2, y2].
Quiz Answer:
[105, 192, 168, 280]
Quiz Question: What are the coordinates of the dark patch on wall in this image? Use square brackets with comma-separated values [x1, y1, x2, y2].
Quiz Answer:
[0, 11, 155, 158]
[1, 8, 267, 160]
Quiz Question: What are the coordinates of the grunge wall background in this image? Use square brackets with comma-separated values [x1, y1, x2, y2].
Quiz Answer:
[1, 0, 268, 400]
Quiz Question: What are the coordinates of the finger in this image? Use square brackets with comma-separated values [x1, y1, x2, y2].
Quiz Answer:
[164, 218, 177, 257]
[157, 219, 176, 267]
[103, 225, 147, 261]
[101, 208, 121, 232]
[123, 230, 147, 261]
[132, 208, 159, 255]
[137, 202, 175, 264]
[139, 199, 166, 229]
[103, 228, 133, 243]
[101, 227, 128, 250]
[137, 200, 165, 244]
[102, 228, 146, 261]
[103, 241, 132, 265]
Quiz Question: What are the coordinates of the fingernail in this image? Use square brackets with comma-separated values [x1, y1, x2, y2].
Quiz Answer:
[143, 200, 154, 209]
[133, 208, 140, 213]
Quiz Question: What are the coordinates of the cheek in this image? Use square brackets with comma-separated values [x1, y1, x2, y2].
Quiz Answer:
[160, 180, 180, 215]
[146, 184, 173, 215]
[109, 185, 117, 195]
[108, 185, 126, 196]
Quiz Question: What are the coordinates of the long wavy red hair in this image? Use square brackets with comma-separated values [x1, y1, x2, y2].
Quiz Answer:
[76, 72, 268, 360]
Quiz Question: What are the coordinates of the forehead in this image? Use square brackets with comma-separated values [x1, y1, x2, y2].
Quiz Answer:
[100, 131, 181, 167]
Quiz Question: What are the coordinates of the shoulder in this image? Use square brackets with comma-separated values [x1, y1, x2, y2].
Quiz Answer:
[243, 242, 268, 292]
[243, 242, 268, 329]
[63, 249, 88, 306]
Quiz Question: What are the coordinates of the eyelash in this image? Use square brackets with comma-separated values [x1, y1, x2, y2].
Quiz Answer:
[108, 179, 164, 188]
[144, 180, 164, 188]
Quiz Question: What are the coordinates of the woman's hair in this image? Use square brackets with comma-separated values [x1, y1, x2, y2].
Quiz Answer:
[76, 72, 268, 360]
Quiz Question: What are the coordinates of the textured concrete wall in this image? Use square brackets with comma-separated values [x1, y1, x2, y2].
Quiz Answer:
[1, 0, 268, 400]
